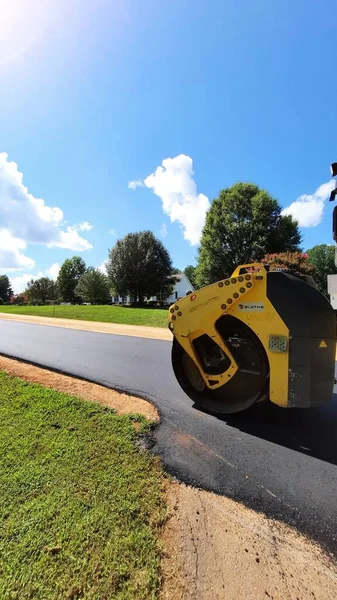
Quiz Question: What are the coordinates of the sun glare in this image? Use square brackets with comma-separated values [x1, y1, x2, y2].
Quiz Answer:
[0, 0, 52, 66]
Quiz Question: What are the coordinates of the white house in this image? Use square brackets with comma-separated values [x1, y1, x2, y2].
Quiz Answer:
[156, 272, 195, 305]
[111, 272, 194, 305]
[327, 274, 337, 309]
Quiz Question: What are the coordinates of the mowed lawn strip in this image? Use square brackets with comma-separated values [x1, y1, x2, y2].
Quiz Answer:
[0, 372, 166, 600]
[0, 305, 167, 328]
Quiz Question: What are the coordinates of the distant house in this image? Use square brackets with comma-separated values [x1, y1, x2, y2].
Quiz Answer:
[157, 272, 194, 304]
[111, 272, 194, 305]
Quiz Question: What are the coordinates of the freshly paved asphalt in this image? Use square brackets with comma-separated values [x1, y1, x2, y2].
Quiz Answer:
[1, 320, 337, 555]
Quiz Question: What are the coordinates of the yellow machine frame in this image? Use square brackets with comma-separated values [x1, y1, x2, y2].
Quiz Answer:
[169, 264, 290, 408]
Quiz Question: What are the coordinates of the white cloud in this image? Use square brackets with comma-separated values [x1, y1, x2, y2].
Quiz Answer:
[10, 270, 45, 294]
[0, 152, 92, 271]
[160, 223, 167, 237]
[45, 262, 60, 280]
[0, 229, 35, 271]
[108, 228, 116, 236]
[10, 262, 60, 294]
[282, 180, 336, 227]
[10, 273, 39, 294]
[51, 227, 92, 250]
[98, 260, 108, 275]
[128, 179, 144, 190]
[143, 154, 210, 245]
[76, 221, 93, 231]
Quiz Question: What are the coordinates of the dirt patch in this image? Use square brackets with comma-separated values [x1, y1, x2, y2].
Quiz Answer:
[161, 482, 337, 600]
[0, 312, 171, 341]
[0, 356, 159, 421]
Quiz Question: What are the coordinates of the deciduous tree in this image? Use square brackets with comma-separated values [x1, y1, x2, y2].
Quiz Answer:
[184, 265, 197, 289]
[106, 231, 173, 304]
[261, 252, 314, 275]
[75, 268, 111, 304]
[307, 244, 337, 296]
[25, 277, 58, 305]
[57, 256, 87, 303]
[0, 275, 13, 302]
[196, 183, 301, 287]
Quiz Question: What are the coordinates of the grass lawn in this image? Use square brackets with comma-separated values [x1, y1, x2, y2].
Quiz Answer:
[0, 305, 168, 328]
[0, 372, 166, 600]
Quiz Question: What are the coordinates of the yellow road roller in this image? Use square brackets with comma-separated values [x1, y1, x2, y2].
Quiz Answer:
[169, 264, 336, 414]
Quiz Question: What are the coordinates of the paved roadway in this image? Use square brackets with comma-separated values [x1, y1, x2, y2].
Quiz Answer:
[1, 320, 337, 555]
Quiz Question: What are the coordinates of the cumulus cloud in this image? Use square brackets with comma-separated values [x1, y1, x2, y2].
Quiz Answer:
[46, 262, 61, 279]
[0, 229, 35, 271]
[98, 260, 108, 275]
[108, 228, 116, 236]
[10, 262, 60, 294]
[160, 223, 167, 237]
[0, 152, 92, 270]
[10, 273, 41, 294]
[51, 228, 92, 250]
[76, 221, 93, 231]
[142, 154, 210, 245]
[282, 180, 336, 227]
[128, 180, 144, 190]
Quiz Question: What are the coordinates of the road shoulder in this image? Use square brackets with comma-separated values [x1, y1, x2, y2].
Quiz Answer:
[161, 482, 337, 600]
[0, 355, 159, 421]
[0, 312, 172, 340]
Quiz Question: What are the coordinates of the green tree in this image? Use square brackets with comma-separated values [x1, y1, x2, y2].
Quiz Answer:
[196, 183, 301, 287]
[57, 256, 87, 303]
[0, 275, 13, 302]
[25, 277, 58, 305]
[184, 265, 197, 289]
[106, 231, 173, 304]
[307, 244, 337, 296]
[75, 268, 111, 304]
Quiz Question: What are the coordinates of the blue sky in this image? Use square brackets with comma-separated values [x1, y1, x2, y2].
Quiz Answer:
[1, 0, 336, 292]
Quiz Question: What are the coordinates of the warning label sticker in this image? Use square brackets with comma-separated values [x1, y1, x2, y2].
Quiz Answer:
[238, 303, 265, 312]
[319, 340, 327, 348]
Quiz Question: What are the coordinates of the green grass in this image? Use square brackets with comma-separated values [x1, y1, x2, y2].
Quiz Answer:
[0, 372, 166, 600]
[0, 305, 168, 328]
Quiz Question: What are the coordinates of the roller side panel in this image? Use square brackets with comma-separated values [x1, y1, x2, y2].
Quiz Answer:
[267, 272, 336, 408]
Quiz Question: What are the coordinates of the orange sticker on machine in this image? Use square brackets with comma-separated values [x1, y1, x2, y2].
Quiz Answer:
[319, 340, 327, 348]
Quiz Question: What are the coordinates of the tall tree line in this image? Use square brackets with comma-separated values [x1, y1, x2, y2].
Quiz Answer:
[1, 183, 336, 304]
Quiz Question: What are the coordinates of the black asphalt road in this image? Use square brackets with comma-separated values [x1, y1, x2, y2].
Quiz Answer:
[1, 320, 337, 555]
